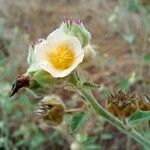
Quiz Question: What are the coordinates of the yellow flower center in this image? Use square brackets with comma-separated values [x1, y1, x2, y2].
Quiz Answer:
[47, 42, 75, 70]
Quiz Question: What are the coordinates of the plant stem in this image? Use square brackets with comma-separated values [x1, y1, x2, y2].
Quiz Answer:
[78, 88, 150, 148]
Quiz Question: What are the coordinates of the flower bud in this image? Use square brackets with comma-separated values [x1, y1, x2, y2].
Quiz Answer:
[29, 70, 56, 96]
[83, 44, 96, 63]
[60, 17, 91, 47]
[37, 95, 66, 126]
[10, 70, 56, 97]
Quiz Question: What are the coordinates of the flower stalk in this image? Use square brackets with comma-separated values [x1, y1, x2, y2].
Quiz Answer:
[77, 87, 150, 148]
[69, 72, 150, 148]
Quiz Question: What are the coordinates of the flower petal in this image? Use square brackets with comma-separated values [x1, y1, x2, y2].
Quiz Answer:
[47, 28, 66, 44]
[34, 40, 48, 63]
[39, 36, 84, 77]
[34, 29, 84, 78]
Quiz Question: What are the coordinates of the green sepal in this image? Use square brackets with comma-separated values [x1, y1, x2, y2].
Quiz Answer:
[27, 64, 40, 75]
[60, 23, 91, 47]
[69, 71, 79, 86]
[29, 70, 56, 95]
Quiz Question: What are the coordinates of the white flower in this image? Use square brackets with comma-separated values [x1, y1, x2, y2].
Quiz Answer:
[34, 29, 84, 78]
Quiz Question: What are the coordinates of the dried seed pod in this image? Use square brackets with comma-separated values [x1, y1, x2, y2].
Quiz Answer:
[106, 90, 138, 118]
[137, 96, 150, 111]
[37, 95, 66, 126]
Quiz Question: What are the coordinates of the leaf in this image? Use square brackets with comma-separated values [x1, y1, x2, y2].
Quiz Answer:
[101, 133, 113, 140]
[86, 144, 100, 150]
[31, 132, 45, 148]
[82, 81, 100, 89]
[119, 79, 129, 91]
[84, 137, 101, 150]
[76, 133, 87, 142]
[128, 110, 150, 123]
[15, 140, 29, 147]
[70, 112, 90, 134]
[127, 0, 140, 12]
[144, 54, 150, 63]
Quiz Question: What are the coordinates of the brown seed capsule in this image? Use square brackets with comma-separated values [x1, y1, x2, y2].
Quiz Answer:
[137, 96, 150, 111]
[106, 90, 138, 118]
[37, 95, 66, 126]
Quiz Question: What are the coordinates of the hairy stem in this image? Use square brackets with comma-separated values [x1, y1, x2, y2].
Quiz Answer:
[78, 88, 150, 148]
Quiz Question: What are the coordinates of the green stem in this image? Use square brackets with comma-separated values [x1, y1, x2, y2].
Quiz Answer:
[79, 88, 150, 148]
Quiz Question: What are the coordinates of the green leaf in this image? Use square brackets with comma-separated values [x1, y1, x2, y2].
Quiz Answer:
[86, 144, 100, 150]
[15, 140, 29, 147]
[127, 0, 140, 12]
[119, 79, 129, 91]
[76, 134, 87, 142]
[31, 132, 45, 148]
[82, 81, 100, 89]
[101, 133, 113, 140]
[144, 54, 150, 63]
[128, 110, 150, 123]
[70, 112, 90, 134]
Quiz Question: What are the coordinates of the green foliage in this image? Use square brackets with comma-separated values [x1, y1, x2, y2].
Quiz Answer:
[119, 72, 139, 91]
[119, 79, 129, 91]
[100, 133, 113, 140]
[61, 23, 91, 47]
[144, 54, 150, 63]
[127, 0, 140, 12]
[31, 70, 56, 88]
[70, 112, 91, 134]
[82, 81, 100, 89]
[128, 110, 150, 123]
[0, 0, 150, 149]
[29, 70, 56, 96]
[0, 54, 65, 150]
[74, 134, 101, 150]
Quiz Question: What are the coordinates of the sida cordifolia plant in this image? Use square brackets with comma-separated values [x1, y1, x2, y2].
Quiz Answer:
[10, 17, 150, 148]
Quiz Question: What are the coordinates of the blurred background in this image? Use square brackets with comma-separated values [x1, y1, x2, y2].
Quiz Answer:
[0, 0, 150, 149]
